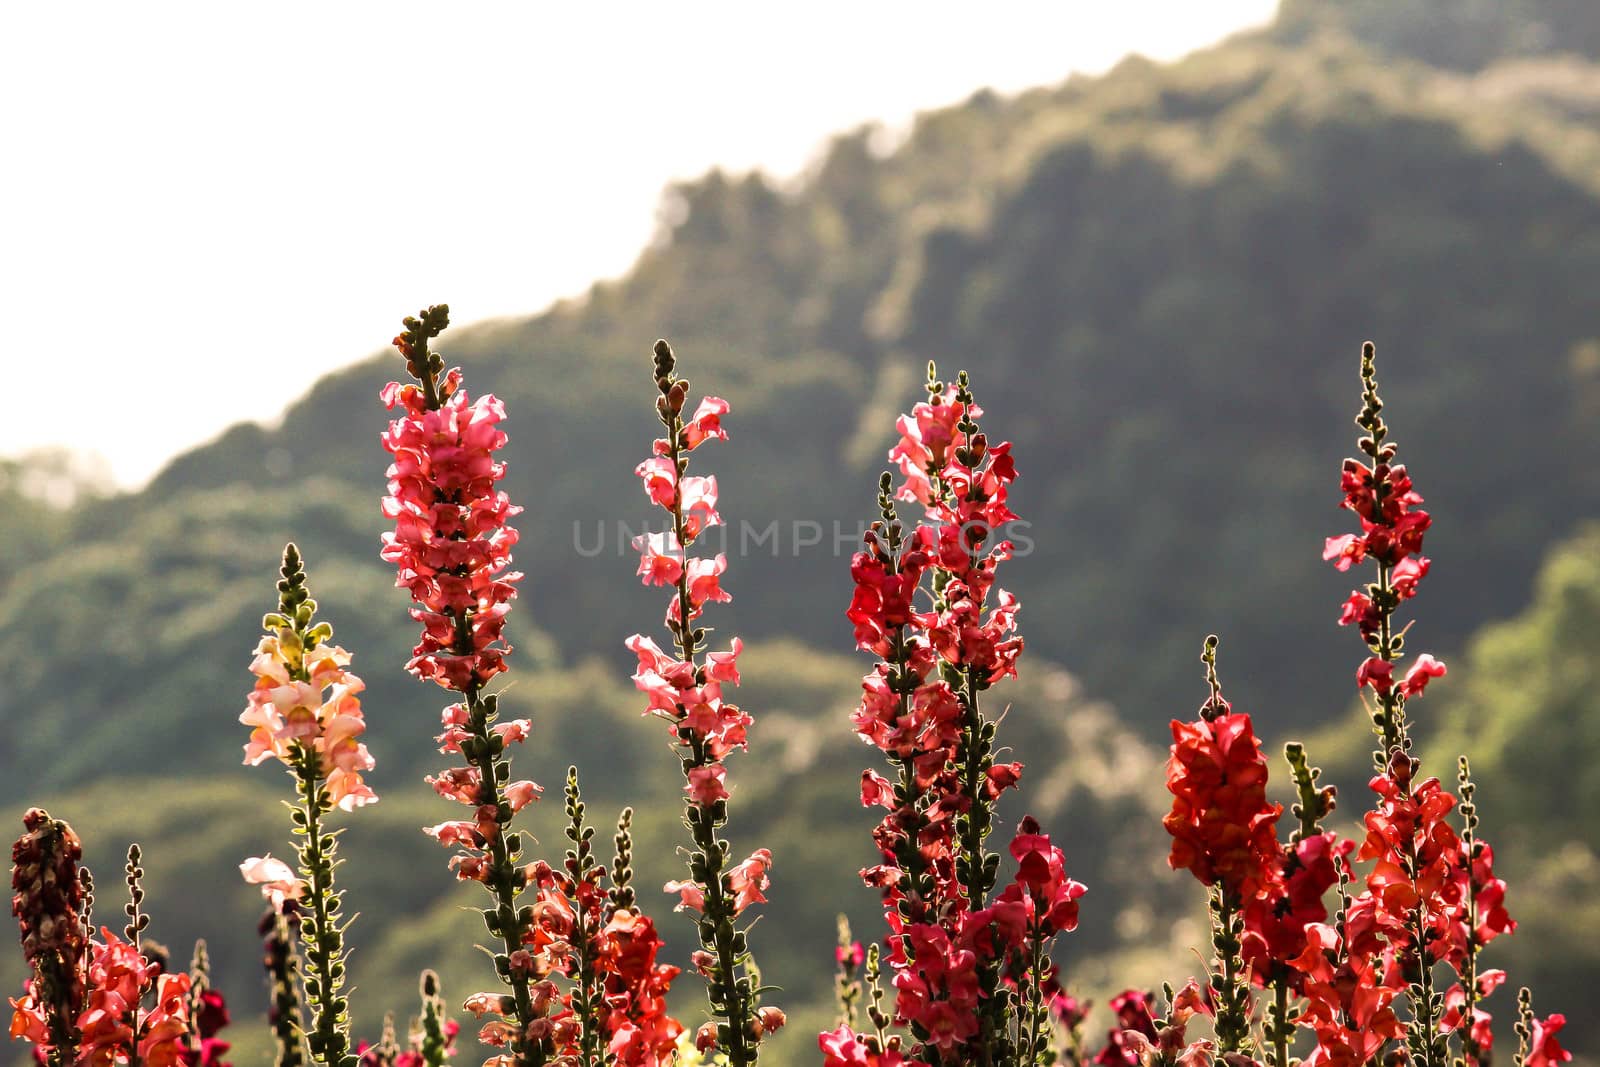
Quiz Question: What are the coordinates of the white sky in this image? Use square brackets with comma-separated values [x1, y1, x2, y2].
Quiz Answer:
[1, 1, 1276, 488]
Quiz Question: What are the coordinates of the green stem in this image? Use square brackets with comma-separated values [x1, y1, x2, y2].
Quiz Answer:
[38, 957, 79, 1067]
[123, 845, 152, 1067]
[459, 686, 544, 1067]
[954, 663, 995, 906]
[293, 750, 350, 1067]
[1021, 927, 1050, 1064]
[1273, 980, 1291, 1067]
[563, 770, 606, 1067]
[575, 903, 604, 1067]
[1409, 901, 1440, 1067]
[1212, 888, 1251, 1055]
[417, 971, 450, 1067]
[264, 906, 307, 1067]
[683, 787, 755, 1065]
[1373, 561, 1407, 761]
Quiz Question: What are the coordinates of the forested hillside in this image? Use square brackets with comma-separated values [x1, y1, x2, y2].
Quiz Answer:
[5, 1, 1599, 1060]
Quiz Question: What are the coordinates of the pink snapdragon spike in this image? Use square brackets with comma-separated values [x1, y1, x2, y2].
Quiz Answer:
[1326, 342, 1444, 746]
[238, 543, 371, 1067]
[381, 306, 557, 1065]
[380, 348, 522, 693]
[621, 339, 777, 1067]
[830, 362, 1085, 1067]
[383, 307, 686, 1067]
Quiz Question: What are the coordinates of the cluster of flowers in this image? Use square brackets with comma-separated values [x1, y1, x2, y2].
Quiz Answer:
[826, 365, 1083, 1067]
[10, 811, 232, 1067]
[1323, 418, 1443, 707]
[457, 780, 686, 1067]
[239, 616, 377, 812]
[622, 340, 780, 1067]
[380, 309, 693, 1067]
[380, 312, 548, 1065]
[423, 701, 541, 883]
[380, 326, 522, 694]
[825, 346, 1577, 1067]
[1108, 345, 1568, 1067]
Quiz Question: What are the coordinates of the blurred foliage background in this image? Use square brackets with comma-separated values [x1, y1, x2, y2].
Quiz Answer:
[4, 1, 1600, 1063]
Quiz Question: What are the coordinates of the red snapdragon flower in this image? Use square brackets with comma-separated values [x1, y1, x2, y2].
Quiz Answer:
[179, 985, 232, 1067]
[995, 819, 1087, 938]
[1324, 365, 1444, 708]
[1238, 831, 1345, 989]
[1357, 754, 1464, 927]
[1527, 1013, 1572, 1067]
[12, 927, 197, 1067]
[1115, 979, 1220, 1067]
[1287, 919, 1405, 1067]
[1091, 990, 1159, 1067]
[819, 1025, 930, 1067]
[423, 698, 540, 882]
[473, 852, 684, 1067]
[1438, 968, 1506, 1056]
[1163, 710, 1283, 900]
[840, 366, 1084, 1067]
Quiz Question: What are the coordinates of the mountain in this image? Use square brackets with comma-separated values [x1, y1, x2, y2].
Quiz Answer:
[1277, 0, 1600, 71]
[10, 28, 1600, 794]
[5, 2, 1600, 1061]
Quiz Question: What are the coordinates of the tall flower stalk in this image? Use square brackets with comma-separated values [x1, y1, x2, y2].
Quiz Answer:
[383, 308, 684, 1067]
[11, 808, 88, 1067]
[828, 362, 1083, 1067]
[239, 543, 376, 1067]
[623, 339, 781, 1065]
[379, 304, 545, 1067]
[258, 901, 307, 1067]
[1323, 343, 1481, 1067]
[1161, 637, 1282, 1059]
[1123, 341, 1557, 1067]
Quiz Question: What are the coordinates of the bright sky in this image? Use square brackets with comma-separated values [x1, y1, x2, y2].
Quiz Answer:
[2, 1, 1276, 488]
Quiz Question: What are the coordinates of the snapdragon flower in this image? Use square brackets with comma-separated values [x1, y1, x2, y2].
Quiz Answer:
[621, 340, 777, 1066]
